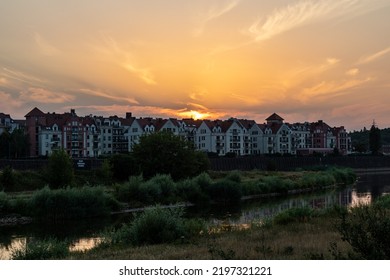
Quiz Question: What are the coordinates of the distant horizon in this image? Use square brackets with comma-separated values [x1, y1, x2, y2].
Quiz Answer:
[1, 1, 390, 132]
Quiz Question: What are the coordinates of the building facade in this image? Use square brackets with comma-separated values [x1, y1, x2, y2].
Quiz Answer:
[3, 108, 352, 157]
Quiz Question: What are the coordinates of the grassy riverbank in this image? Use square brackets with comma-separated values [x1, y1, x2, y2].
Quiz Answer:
[69, 194, 390, 260]
[1, 167, 356, 222]
[69, 208, 351, 260]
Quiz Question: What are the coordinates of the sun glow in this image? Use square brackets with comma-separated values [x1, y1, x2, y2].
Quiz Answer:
[178, 110, 210, 120]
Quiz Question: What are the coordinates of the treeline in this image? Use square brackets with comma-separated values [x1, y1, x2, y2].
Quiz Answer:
[350, 127, 390, 153]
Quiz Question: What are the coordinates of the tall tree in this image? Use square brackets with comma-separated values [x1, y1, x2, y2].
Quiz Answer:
[132, 131, 209, 180]
[369, 121, 382, 155]
[47, 149, 75, 188]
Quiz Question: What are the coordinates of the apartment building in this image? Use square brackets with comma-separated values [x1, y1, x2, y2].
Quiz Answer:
[0, 113, 21, 134]
[9, 108, 352, 157]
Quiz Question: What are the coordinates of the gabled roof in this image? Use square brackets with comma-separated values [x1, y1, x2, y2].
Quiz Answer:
[25, 107, 45, 117]
[238, 119, 256, 130]
[266, 113, 284, 122]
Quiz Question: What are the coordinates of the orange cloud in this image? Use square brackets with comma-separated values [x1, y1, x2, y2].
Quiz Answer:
[20, 88, 75, 104]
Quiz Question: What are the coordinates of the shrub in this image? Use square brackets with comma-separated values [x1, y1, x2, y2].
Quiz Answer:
[337, 204, 390, 259]
[148, 174, 176, 199]
[260, 176, 289, 194]
[138, 180, 163, 204]
[207, 179, 242, 203]
[116, 207, 186, 245]
[193, 172, 212, 191]
[328, 167, 356, 185]
[114, 175, 143, 203]
[176, 179, 209, 204]
[29, 186, 119, 221]
[11, 238, 69, 260]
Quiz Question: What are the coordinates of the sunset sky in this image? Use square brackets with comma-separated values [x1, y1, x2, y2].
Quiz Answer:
[1, 0, 389, 131]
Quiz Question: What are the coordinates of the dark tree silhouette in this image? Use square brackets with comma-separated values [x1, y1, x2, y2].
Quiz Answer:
[369, 121, 381, 155]
[132, 131, 209, 180]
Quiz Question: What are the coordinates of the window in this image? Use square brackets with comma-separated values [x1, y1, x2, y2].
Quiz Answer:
[132, 128, 138, 133]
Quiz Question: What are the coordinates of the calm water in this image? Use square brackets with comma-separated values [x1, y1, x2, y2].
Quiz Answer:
[1, 173, 390, 260]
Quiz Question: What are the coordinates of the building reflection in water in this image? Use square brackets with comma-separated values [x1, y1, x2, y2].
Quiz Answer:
[0, 237, 102, 259]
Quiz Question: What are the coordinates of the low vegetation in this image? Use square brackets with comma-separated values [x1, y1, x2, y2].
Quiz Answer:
[0, 167, 356, 221]
[7, 195, 390, 260]
[67, 198, 390, 260]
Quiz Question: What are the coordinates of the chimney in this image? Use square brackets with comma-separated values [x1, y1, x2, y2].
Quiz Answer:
[126, 112, 132, 119]
[71, 109, 76, 116]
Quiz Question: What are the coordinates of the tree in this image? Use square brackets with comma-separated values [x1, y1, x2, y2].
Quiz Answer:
[109, 153, 140, 181]
[132, 131, 210, 180]
[0, 129, 29, 159]
[47, 149, 74, 188]
[369, 122, 381, 155]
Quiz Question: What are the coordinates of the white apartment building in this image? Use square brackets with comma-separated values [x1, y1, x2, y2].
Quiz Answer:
[21, 108, 352, 158]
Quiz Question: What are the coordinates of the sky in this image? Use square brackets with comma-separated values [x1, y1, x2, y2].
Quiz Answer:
[1, 0, 390, 131]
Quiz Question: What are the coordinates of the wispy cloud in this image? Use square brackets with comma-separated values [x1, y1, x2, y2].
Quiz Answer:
[357, 47, 390, 65]
[20, 87, 75, 104]
[194, 0, 240, 36]
[77, 88, 139, 104]
[2, 67, 47, 86]
[33, 32, 61, 56]
[346, 68, 359, 76]
[247, 0, 371, 42]
[94, 34, 157, 85]
[299, 77, 372, 101]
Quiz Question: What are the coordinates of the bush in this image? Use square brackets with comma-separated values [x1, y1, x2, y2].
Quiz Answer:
[115, 207, 186, 245]
[29, 186, 119, 221]
[176, 179, 209, 204]
[114, 175, 143, 203]
[11, 238, 69, 260]
[328, 167, 356, 185]
[337, 204, 390, 259]
[260, 176, 290, 194]
[207, 179, 242, 203]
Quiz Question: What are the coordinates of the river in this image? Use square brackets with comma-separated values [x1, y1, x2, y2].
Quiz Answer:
[1, 172, 390, 260]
